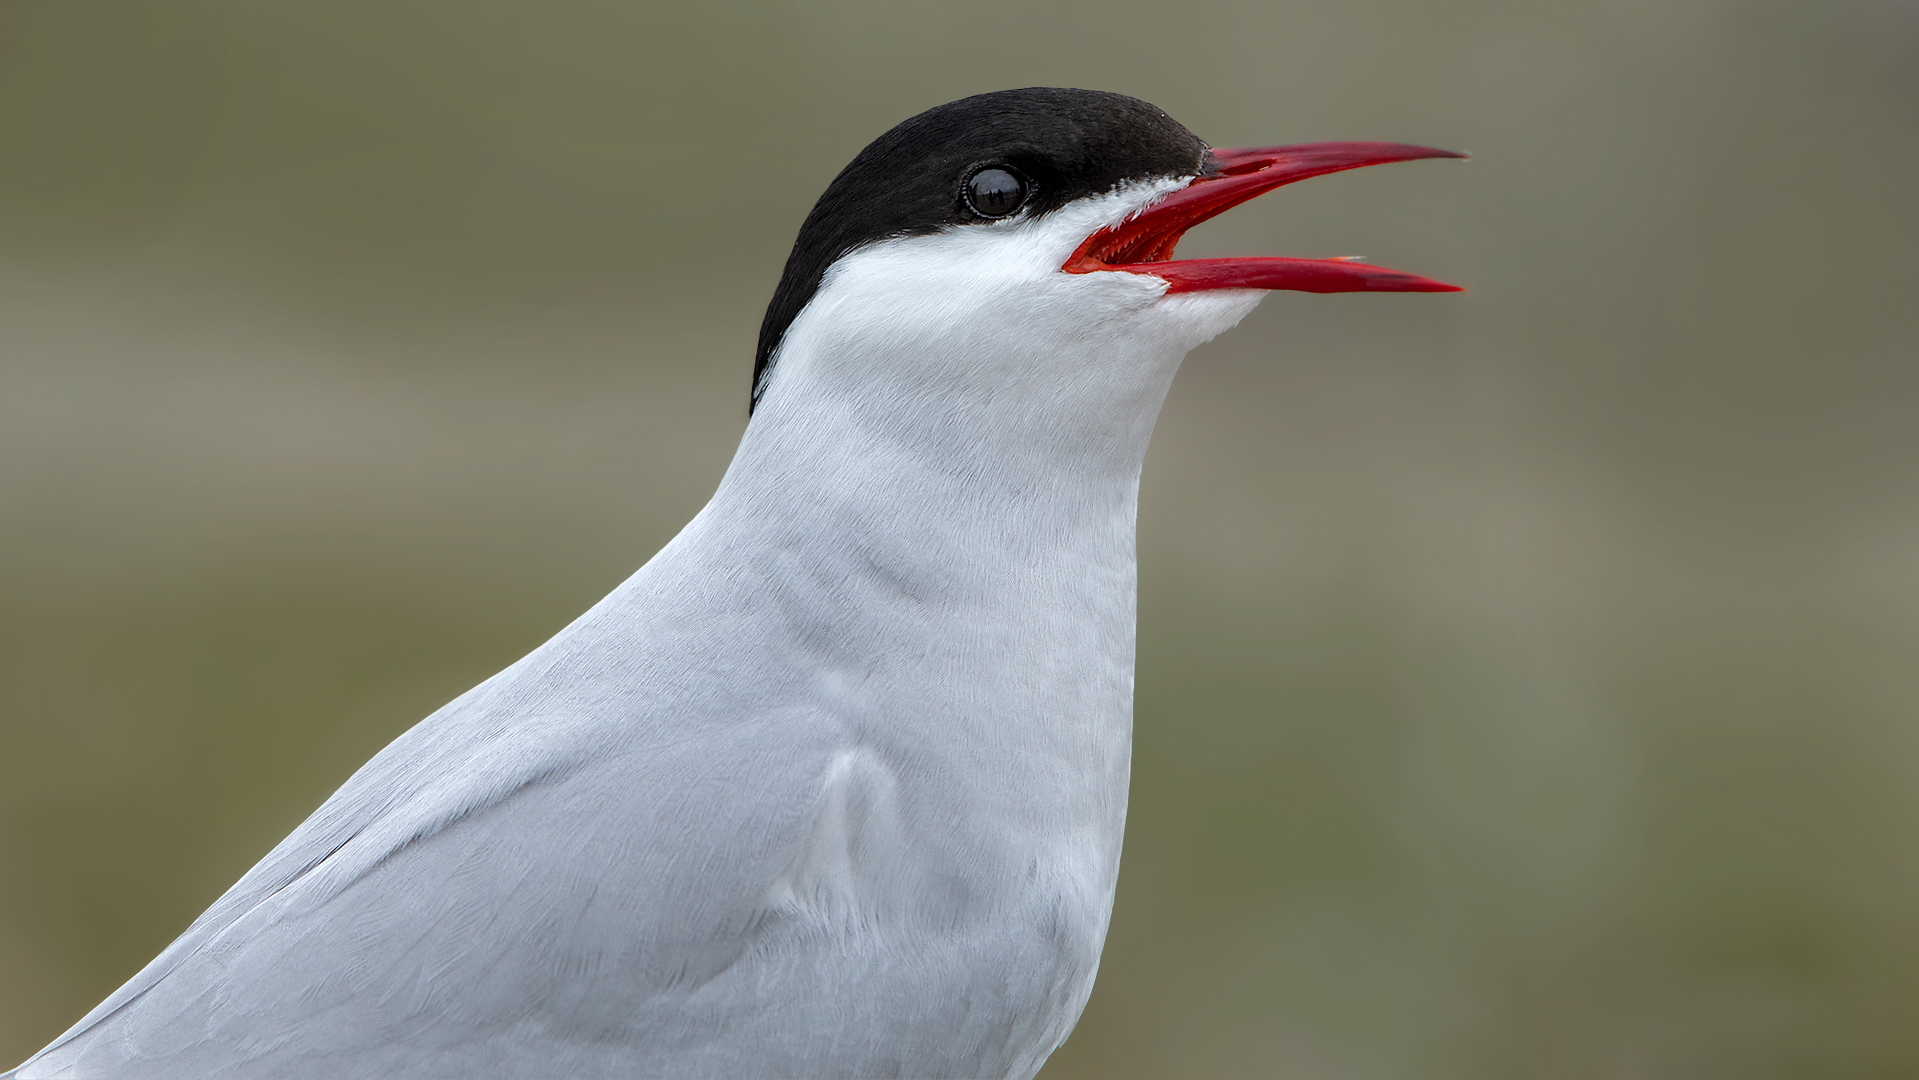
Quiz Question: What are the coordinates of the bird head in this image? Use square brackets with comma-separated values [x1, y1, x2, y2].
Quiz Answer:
[748, 88, 1461, 461]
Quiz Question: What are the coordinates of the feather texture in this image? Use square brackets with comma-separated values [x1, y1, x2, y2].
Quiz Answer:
[15, 180, 1264, 1079]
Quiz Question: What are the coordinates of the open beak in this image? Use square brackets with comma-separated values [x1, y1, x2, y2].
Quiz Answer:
[1063, 141, 1466, 293]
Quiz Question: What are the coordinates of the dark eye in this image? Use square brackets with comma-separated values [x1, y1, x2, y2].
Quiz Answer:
[964, 167, 1027, 218]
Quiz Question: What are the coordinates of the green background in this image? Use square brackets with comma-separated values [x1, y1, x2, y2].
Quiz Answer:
[3, 2, 1917, 1075]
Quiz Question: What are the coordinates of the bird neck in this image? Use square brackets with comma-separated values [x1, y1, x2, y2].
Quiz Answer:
[661, 263, 1261, 692]
[716, 339, 1184, 585]
[706, 389, 1158, 603]
[674, 378, 1156, 800]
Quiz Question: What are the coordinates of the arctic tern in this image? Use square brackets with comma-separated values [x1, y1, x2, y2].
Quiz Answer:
[10, 87, 1461, 1079]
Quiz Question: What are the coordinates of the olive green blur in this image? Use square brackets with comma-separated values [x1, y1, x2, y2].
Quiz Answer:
[3, 2, 1916, 1076]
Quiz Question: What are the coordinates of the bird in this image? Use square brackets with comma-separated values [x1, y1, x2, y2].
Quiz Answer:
[9, 87, 1461, 1080]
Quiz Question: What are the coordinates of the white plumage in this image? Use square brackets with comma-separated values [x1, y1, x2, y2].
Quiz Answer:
[14, 180, 1265, 1079]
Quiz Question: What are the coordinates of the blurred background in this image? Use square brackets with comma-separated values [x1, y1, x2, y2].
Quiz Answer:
[2, 1, 1916, 1076]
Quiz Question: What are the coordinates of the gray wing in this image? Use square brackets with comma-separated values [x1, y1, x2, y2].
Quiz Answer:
[12, 647, 915, 1078]
[16, 571, 1091, 1080]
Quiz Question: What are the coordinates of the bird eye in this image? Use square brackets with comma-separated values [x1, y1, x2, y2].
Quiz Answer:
[964, 167, 1027, 218]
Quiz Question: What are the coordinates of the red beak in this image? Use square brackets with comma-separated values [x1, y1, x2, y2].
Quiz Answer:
[1063, 141, 1466, 293]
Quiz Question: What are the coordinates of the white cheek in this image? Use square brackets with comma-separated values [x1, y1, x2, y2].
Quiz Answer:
[1149, 288, 1268, 348]
[759, 175, 1247, 415]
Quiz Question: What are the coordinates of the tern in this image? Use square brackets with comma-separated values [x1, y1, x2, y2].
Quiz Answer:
[11, 88, 1461, 1079]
